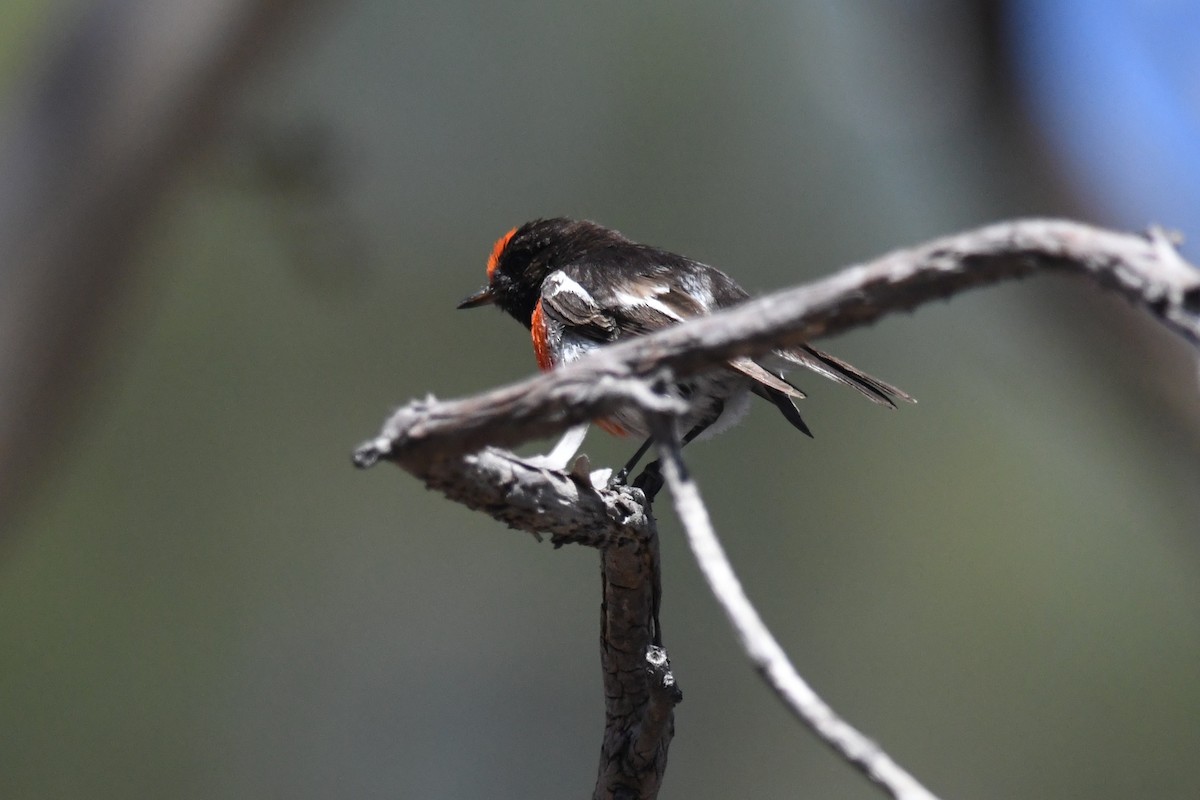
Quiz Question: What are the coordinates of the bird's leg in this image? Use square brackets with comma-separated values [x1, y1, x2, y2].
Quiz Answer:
[628, 402, 721, 501]
[631, 460, 664, 501]
[610, 436, 656, 486]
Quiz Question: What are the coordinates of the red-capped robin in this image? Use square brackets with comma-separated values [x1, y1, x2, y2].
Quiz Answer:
[458, 218, 912, 487]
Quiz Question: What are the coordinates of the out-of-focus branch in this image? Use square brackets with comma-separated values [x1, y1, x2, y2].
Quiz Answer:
[0, 0, 316, 526]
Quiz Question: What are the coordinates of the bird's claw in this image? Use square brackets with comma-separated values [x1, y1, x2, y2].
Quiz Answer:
[607, 467, 631, 488]
[631, 462, 664, 502]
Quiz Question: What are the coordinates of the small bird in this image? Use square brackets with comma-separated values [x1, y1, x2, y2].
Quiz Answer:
[458, 218, 911, 485]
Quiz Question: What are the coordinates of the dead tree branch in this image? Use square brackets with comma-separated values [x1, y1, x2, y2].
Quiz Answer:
[355, 219, 1200, 800]
[357, 219, 1200, 469]
[395, 445, 681, 799]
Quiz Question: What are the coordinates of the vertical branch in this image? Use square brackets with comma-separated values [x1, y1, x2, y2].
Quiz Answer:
[356, 445, 682, 799]
[357, 219, 1200, 797]
[649, 416, 942, 800]
[594, 526, 680, 800]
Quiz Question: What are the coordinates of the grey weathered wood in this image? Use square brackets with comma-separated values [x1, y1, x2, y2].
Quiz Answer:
[356, 220, 1200, 800]
[378, 445, 679, 799]
[357, 220, 1200, 469]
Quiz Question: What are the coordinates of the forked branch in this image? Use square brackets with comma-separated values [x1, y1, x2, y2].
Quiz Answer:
[355, 219, 1200, 800]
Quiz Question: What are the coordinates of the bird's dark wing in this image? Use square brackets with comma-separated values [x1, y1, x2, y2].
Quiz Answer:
[542, 263, 804, 399]
[550, 253, 725, 334]
[536, 270, 618, 341]
[542, 246, 913, 422]
[539, 265, 694, 343]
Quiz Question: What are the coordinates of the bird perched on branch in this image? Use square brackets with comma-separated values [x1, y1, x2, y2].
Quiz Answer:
[458, 218, 912, 487]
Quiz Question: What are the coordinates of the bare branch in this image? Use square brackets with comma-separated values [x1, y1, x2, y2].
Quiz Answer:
[595, 537, 681, 800]
[356, 219, 1200, 799]
[371, 444, 679, 797]
[649, 415, 941, 800]
[356, 219, 1200, 468]
[413, 446, 653, 548]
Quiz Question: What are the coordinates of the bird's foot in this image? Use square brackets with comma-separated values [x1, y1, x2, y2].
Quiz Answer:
[632, 461, 664, 502]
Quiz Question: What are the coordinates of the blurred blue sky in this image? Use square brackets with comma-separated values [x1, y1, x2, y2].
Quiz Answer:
[1012, 0, 1200, 248]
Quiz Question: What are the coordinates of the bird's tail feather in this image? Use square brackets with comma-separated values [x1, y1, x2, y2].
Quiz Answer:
[774, 345, 914, 408]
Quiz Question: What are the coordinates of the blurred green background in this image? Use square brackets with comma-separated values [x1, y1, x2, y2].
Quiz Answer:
[2, 2, 1198, 798]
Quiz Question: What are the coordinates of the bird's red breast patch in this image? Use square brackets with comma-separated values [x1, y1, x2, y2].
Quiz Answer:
[530, 299, 553, 372]
[532, 297, 628, 437]
[595, 418, 630, 437]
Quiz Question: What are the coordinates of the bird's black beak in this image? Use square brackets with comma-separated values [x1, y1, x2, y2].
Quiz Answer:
[456, 287, 495, 309]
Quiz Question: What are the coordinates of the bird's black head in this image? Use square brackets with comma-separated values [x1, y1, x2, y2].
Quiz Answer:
[457, 218, 626, 327]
